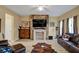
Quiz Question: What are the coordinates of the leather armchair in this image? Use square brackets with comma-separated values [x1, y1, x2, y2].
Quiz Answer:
[0, 40, 26, 53]
[0, 40, 8, 46]
[0, 40, 13, 53]
[0, 33, 26, 53]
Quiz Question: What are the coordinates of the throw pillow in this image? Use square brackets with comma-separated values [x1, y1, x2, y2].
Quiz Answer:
[63, 38, 69, 40]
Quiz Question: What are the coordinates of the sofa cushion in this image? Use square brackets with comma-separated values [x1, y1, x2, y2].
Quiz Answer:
[71, 38, 79, 45]
[64, 33, 74, 37]
[69, 34, 79, 45]
[63, 38, 69, 40]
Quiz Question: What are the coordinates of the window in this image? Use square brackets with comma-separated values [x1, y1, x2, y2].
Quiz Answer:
[59, 20, 63, 35]
[68, 17, 74, 34]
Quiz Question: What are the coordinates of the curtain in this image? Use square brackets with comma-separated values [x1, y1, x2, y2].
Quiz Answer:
[0, 19, 1, 32]
[58, 21, 60, 35]
[66, 16, 77, 34]
[66, 18, 69, 33]
[62, 20, 64, 35]
[59, 20, 64, 35]
[73, 16, 77, 34]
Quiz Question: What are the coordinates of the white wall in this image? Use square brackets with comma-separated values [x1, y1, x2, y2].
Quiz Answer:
[48, 16, 58, 39]
[0, 5, 21, 41]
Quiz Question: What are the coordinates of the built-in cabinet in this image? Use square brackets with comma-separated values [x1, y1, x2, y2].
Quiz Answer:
[18, 20, 30, 39]
[19, 28, 30, 39]
[18, 15, 49, 40]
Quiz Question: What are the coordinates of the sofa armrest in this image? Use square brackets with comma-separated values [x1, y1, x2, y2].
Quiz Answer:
[0, 40, 8, 46]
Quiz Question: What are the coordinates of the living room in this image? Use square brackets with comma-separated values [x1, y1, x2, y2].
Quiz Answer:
[0, 5, 79, 53]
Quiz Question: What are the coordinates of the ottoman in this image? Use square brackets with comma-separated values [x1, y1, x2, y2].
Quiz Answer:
[31, 43, 57, 53]
[12, 44, 26, 53]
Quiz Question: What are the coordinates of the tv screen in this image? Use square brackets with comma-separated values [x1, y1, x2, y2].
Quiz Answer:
[33, 19, 47, 27]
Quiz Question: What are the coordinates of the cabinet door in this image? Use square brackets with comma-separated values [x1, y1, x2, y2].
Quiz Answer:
[24, 29, 30, 39]
[19, 29, 30, 39]
[19, 29, 25, 39]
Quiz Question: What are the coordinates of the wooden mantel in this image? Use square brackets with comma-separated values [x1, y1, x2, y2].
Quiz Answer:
[30, 15, 49, 20]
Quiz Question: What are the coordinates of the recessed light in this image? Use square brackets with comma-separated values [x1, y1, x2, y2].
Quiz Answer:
[38, 6, 44, 11]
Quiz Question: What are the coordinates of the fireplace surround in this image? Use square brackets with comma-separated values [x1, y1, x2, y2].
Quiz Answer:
[33, 28, 46, 40]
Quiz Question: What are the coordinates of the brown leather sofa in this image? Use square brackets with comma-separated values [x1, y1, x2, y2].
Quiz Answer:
[57, 34, 79, 53]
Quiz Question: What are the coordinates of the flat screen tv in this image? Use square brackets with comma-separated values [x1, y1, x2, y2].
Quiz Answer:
[33, 19, 47, 27]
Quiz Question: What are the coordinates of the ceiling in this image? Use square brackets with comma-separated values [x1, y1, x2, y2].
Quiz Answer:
[5, 5, 78, 16]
